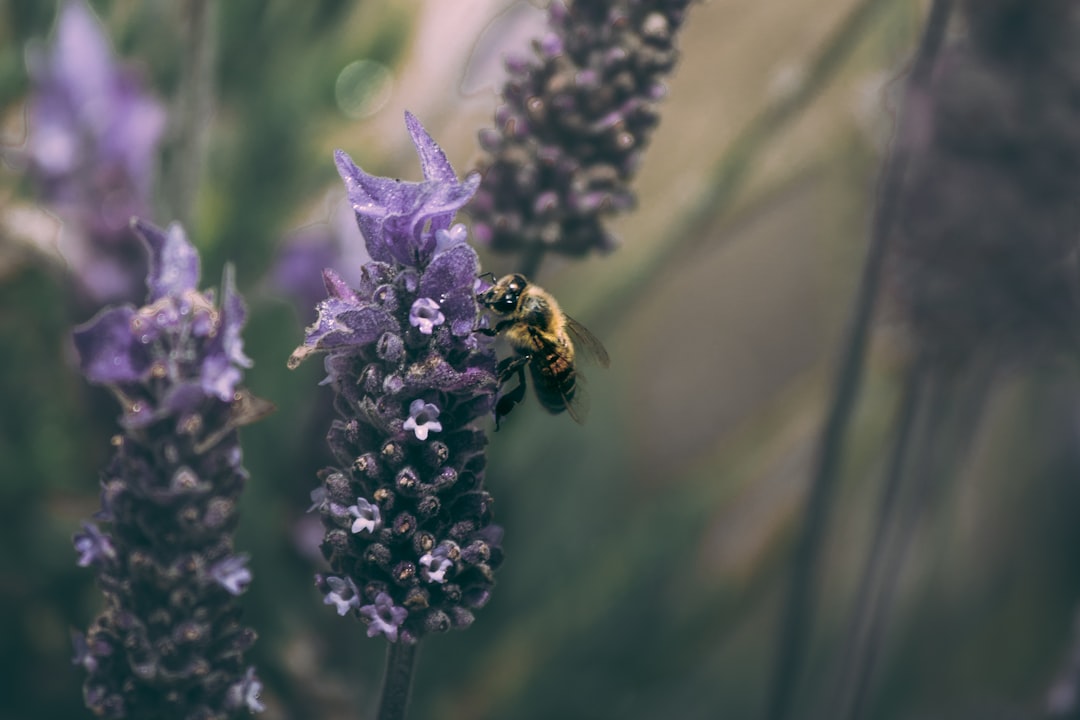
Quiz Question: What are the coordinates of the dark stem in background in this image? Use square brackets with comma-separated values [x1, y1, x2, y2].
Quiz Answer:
[833, 358, 935, 720]
[377, 642, 419, 720]
[829, 354, 928, 717]
[172, 0, 214, 229]
[763, 3, 953, 720]
[839, 360, 993, 719]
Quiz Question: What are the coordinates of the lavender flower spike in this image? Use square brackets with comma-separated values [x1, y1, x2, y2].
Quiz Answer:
[468, 0, 692, 263]
[293, 113, 502, 645]
[71, 219, 268, 718]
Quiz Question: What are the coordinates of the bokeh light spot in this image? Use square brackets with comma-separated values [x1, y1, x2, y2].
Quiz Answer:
[335, 60, 393, 120]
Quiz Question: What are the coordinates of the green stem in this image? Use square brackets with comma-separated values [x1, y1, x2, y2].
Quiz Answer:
[171, 0, 215, 229]
[832, 357, 933, 720]
[763, 2, 953, 719]
[376, 642, 419, 720]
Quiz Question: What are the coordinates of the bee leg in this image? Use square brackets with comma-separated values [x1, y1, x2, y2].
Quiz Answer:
[476, 319, 516, 337]
[496, 354, 529, 382]
[494, 356, 529, 430]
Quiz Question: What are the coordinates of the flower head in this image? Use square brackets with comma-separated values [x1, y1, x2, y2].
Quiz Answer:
[468, 0, 692, 260]
[333, 111, 480, 267]
[292, 114, 502, 644]
[71, 219, 265, 718]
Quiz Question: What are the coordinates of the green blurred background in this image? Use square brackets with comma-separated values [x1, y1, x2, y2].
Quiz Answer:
[2, 1, 1079, 718]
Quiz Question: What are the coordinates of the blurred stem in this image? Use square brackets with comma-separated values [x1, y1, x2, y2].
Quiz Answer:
[837, 359, 993, 719]
[171, 0, 215, 229]
[376, 642, 419, 720]
[589, 0, 901, 333]
[763, 3, 953, 720]
[832, 356, 934, 720]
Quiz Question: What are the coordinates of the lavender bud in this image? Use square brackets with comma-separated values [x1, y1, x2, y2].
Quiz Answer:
[469, 0, 692, 258]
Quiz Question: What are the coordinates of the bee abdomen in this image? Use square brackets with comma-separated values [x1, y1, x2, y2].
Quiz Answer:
[530, 351, 575, 414]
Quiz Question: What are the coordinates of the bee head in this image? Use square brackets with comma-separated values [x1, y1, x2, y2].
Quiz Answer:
[481, 273, 528, 315]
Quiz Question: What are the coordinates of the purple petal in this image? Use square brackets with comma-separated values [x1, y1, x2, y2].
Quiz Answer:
[73, 305, 151, 384]
[288, 300, 397, 368]
[52, 2, 113, 118]
[322, 268, 360, 302]
[133, 219, 200, 301]
[209, 555, 252, 596]
[334, 149, 396, 264]
[439, 286, 481, 337]
[73, 521, 115, 567]
[405, 111, 458, 185]
[419, 243, 480, 300]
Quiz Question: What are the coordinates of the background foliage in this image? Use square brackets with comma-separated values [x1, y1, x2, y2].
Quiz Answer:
[2, 1, 1078, 718]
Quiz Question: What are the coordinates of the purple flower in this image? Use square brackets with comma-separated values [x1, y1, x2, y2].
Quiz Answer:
[24, 1, 166, 306]
[419, 544, 454, 584]
[468, 0, 693, 261]
[409, 297, 445, 334]
[210, 555, 253, 596]
[347, 497, 381, 534]
[226, 667, 266, 714]
[292, 114, 502, 644]
[271, 197, 369, 320]
[320, 575, 362, 616]
[403, 399, 443, 440]
[71, 218, 265, 718]
[333, 112, 480, 268]
[73, 522, 115, 567]
[359, 592, 409, 642]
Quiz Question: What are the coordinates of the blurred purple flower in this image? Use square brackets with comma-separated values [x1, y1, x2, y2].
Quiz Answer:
[291, 113, 502, 644]
[23, 1, 166, 306]
[271, 196, 368, 320]
[888, 0, 1080, 364]
[71, 219, 266, 718]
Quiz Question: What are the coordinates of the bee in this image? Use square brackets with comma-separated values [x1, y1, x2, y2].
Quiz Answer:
[478, 273, 610, 428]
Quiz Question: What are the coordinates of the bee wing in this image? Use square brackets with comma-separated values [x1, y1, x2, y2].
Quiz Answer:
[563, 315, 610, 368]
[562, 367, 591, 425]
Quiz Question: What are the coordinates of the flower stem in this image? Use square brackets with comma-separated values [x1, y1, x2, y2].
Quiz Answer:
[763, 3, 953, 720]
[376, 642, 419, 720]
[832, 356, 932, 719]
[171, 0, 215, 229]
